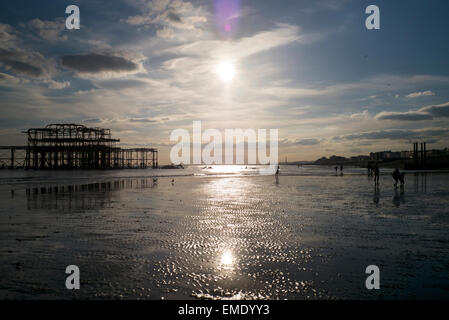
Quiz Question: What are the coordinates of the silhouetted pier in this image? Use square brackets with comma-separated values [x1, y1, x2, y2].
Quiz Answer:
[0, 124, 158, 169]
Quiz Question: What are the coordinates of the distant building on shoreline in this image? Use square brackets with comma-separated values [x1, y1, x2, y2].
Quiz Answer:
[312, 144, 449, 168]
[370, 151, 401, 161]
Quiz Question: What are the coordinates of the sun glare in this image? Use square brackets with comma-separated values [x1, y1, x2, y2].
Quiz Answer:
[221, 251, 234, 265]
[217, 61, 235, 82]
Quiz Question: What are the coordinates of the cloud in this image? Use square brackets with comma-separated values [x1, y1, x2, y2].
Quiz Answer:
[335, 128, 449, 141]
[349, 110, 370, 119]
[83, 117, 161, 125]
[128, 117, 158, 123]
[167, 11, 183, 23]
[28, 18, 67, 42]
[82, 118, 103, 124]
[0, 24, 56, 80]
[156, 27, 175, 39]
[93, 78, 148, 90]
[406, 90, 435, 98]
[0, 24, 16, 48]
[375, 101, 449, 121]
[162, 23, 301, 60]
[0, 48, 44, 77]
[61, 53, 141, 76]
[0, 71, 20, 86]
[279, 138, 321, 147]
[44, 79, 71, 89]
[254, 74, 449, 101]
[125, 0, 207, 37]
[375, 111, 433, 121]
[294, 138, 321, 146]
[420, 101, 449, 117]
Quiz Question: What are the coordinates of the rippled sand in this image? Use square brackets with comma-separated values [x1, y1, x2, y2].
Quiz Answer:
[1, 172, 449, 299]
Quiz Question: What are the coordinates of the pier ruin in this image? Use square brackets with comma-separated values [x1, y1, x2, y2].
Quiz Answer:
[0, 124, 158, 169]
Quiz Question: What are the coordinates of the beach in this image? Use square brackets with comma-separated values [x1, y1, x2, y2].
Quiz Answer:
[1, 166, 449, 299]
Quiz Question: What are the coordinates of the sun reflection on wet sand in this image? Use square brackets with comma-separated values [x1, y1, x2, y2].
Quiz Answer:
[207, 165, 247, 175]
[220, 250, 234, 269]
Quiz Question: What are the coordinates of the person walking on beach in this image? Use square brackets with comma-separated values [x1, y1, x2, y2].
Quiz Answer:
[340, 165, 343, 176]
[392, 168, 400, 187]
[374, 164, 380, 184]
[335, 166, 338, 174]
[276, 164, 280, 175]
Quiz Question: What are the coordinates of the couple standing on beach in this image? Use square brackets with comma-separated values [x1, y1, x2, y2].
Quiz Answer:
[392, 168, 405, 187]
[334, 165, 343, 175]
[373, 165, 405, 187]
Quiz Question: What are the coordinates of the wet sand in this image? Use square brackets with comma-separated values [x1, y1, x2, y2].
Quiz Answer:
[1, 170, 449, 299]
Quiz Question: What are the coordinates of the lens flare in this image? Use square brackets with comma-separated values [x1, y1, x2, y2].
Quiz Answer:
[214, 0, 240, 36]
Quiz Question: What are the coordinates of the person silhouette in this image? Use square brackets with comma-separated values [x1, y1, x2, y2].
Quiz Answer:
[392, 169, 400, 188]
[374, 164, 380, 185]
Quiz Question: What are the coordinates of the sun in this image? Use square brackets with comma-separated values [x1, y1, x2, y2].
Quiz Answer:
[216, 61, 235, 82]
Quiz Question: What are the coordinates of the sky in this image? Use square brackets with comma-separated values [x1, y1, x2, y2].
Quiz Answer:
[1, 0, 449, 163]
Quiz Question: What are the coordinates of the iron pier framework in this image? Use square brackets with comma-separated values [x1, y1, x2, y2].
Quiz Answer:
[0, 124, 158, 169]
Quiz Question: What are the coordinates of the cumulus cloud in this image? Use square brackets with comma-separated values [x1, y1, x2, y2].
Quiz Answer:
[406, 90, 435, 98]
[61, 53, 142, 77]
[375, 101, 449, 121]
